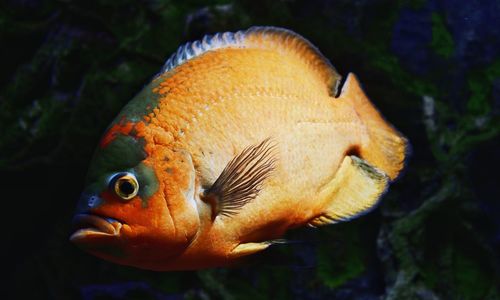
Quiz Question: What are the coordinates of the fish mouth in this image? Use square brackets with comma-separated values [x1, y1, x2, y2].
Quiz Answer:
[70, 214, 123, 242]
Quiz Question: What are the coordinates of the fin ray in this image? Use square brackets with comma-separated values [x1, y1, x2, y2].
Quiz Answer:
[309, 155, 388, 226]
[229, 239, 287, 258]
[202, 138, 278, 218]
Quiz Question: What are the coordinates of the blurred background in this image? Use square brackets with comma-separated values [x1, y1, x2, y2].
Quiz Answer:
[1, 0, 499, 299]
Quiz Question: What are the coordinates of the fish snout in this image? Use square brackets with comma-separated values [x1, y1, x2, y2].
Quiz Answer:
[69, 213, 123, 243]
[70, 193, 123, 243]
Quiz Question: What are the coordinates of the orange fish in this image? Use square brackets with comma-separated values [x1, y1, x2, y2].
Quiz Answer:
[70, 26, 408, 271]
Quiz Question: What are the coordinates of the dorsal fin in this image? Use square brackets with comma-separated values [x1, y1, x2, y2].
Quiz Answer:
[161, 31, 246, 74]
[160, 26, 341, 96]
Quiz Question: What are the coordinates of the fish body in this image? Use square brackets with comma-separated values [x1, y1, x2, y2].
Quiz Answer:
[70, 27, 408, 271]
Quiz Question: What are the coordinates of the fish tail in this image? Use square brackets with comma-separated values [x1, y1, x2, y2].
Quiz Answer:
[338, 73, 409, 181]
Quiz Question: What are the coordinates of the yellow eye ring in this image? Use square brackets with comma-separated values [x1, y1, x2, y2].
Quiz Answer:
[111, 172, 139, 200]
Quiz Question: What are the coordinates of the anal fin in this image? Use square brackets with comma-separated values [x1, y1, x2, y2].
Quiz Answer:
[308, 155, 389, 227]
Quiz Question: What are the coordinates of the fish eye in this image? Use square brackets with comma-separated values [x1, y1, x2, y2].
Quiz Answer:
[110, 172, 139, 201]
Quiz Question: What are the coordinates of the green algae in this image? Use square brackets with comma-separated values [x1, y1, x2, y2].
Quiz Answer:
[316, 225, 367, 289]
[430, 13, 455, 59]
[467, 59, 500, 116]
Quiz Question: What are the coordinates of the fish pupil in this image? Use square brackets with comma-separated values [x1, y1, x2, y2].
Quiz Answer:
[119, 181, 135, 196]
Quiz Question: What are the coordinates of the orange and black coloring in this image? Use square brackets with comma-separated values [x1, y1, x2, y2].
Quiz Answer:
[70, 27, 408, 271]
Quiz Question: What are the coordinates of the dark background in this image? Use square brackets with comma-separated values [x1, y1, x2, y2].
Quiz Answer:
[1, 0, 499, 299]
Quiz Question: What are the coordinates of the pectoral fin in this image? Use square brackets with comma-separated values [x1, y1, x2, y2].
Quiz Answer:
[202, 138, 277, 218]
[308, 155, 389, 227]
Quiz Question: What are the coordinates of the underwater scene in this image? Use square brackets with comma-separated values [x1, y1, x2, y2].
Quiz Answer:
[1, 0, 499, 299]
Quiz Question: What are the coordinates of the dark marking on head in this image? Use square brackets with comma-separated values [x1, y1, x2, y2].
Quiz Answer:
[81, 133, 159, 209]
[135, 162, 159, 207]
[109, 78, 163, 127]
[87, 134, 147, 184]
[78, 76, 165, 212]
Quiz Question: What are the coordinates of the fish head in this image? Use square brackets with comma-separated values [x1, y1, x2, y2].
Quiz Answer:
[70, 122, 200, 268]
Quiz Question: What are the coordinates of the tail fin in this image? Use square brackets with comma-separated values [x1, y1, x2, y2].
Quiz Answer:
[337, 73, 408, 181]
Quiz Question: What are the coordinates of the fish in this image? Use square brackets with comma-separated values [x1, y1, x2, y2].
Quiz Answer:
[70, 26, 408, 271]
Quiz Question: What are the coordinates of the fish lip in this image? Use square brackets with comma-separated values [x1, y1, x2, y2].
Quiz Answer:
[69, 214, 123, 242]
